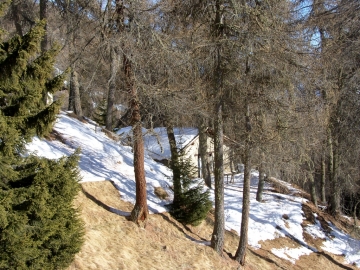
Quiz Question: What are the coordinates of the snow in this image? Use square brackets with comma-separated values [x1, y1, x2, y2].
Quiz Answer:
[26, 112, 360, 266]
[271, 247, 313, 264]
[116, 126, 198, 160]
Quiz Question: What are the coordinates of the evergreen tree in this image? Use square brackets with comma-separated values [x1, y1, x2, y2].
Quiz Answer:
[168, 151, 212, 226]
[0, 4, 84, 269]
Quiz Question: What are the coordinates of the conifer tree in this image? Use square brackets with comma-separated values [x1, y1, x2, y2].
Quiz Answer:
[0, 4, 84, 269]
[168, 150, 212, 226]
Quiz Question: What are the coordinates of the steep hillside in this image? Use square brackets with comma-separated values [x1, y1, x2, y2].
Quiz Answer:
[26, 112, 360, 269]
[67, 181, 358, 270]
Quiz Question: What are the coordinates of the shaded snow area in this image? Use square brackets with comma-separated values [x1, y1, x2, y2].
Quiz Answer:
[26, 112, 360, 266]
[116, 126, 198, 160]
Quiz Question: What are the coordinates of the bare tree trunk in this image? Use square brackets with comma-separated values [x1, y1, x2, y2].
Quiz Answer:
[308, 171, 318, 208]
[320, 152, 326, 202]
[199, 118, 211, 188]
[11, 1, 23, 36]
[70, 69, 83, 117]
[328, 128, 340, 215]
[235, 101, 252, 265]
[354, 201, 359, 227]
[125, 55, 148, 224]
[166, 122, 181, 204]
[106, 45, 118, 130]
[210, 0, 225, 255]
[65, 1, 82, 116]
[40, 0, 48, 52]
[256, 154, 265, 202]
[211, 102, 225, 255]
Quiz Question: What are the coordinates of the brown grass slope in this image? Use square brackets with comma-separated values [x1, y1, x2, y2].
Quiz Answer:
[67, 181, 358, 270]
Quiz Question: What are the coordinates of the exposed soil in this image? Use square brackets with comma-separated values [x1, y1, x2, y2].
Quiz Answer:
[67, 180, 359, 270]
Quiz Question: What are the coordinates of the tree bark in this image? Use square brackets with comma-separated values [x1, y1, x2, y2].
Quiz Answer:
[66, 1, 82, 116]
[211, 102, 225, 255]
[125, 55, 148, 224]
[71, 69, 83, 117]
[40, 0, 48, 52]
[256, 154, 265, 202]
[106, 45, 118, 130]
[320, 153, 326, 202]
[354, 201, 359, 227]
[166, 122, 181, 204]
[199, 118, 211, 188]
[328, 128, 340, 215]
[11, 1, 23, 36]
[235, 101, 252, 265]
[308, 171, 318, 208]
[210, 0, 225, 255]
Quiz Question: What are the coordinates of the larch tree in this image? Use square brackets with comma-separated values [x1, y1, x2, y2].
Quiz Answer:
[231, 0, 303, 264]
[303, 0, 360, 216]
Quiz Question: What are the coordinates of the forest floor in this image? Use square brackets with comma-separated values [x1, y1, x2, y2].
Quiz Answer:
[67, 180, 359, 270]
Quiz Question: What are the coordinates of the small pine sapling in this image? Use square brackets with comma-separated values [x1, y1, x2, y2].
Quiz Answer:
[168, 151, 212, 226]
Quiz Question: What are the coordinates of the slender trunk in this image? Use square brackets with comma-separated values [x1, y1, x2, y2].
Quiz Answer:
[210, 0, 225, 255]
[333, 138, 340, 212]
[68, 68, 74, 111]
[211, 102, 224, 255]
[66, 2, 82, 116]
[106, 45, 118, 130]
[126, 55, 148, 224]
[199, 118, 211, 188]
[354, 201, 359, 227]
[235, 101, 252, 265]
[40, 0, 48, 52]
[308, 171, 318, 208]
[320, 152, 326, 202]
[71, 69, 82, 117]
[166, 122, 181, 203]
[328, 128, 340, 215]
[256, 154, 265, 202]
[11, 2, 23, 36]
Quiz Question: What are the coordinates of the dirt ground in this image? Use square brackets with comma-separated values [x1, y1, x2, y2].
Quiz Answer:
[67, 181, 359, 270]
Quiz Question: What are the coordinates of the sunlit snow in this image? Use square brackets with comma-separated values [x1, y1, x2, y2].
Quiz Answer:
[26, 111, 360, 266]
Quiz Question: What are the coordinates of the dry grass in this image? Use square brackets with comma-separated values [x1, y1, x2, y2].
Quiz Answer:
[154, 186, 169, 200]
[67, 181, 358, 270]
